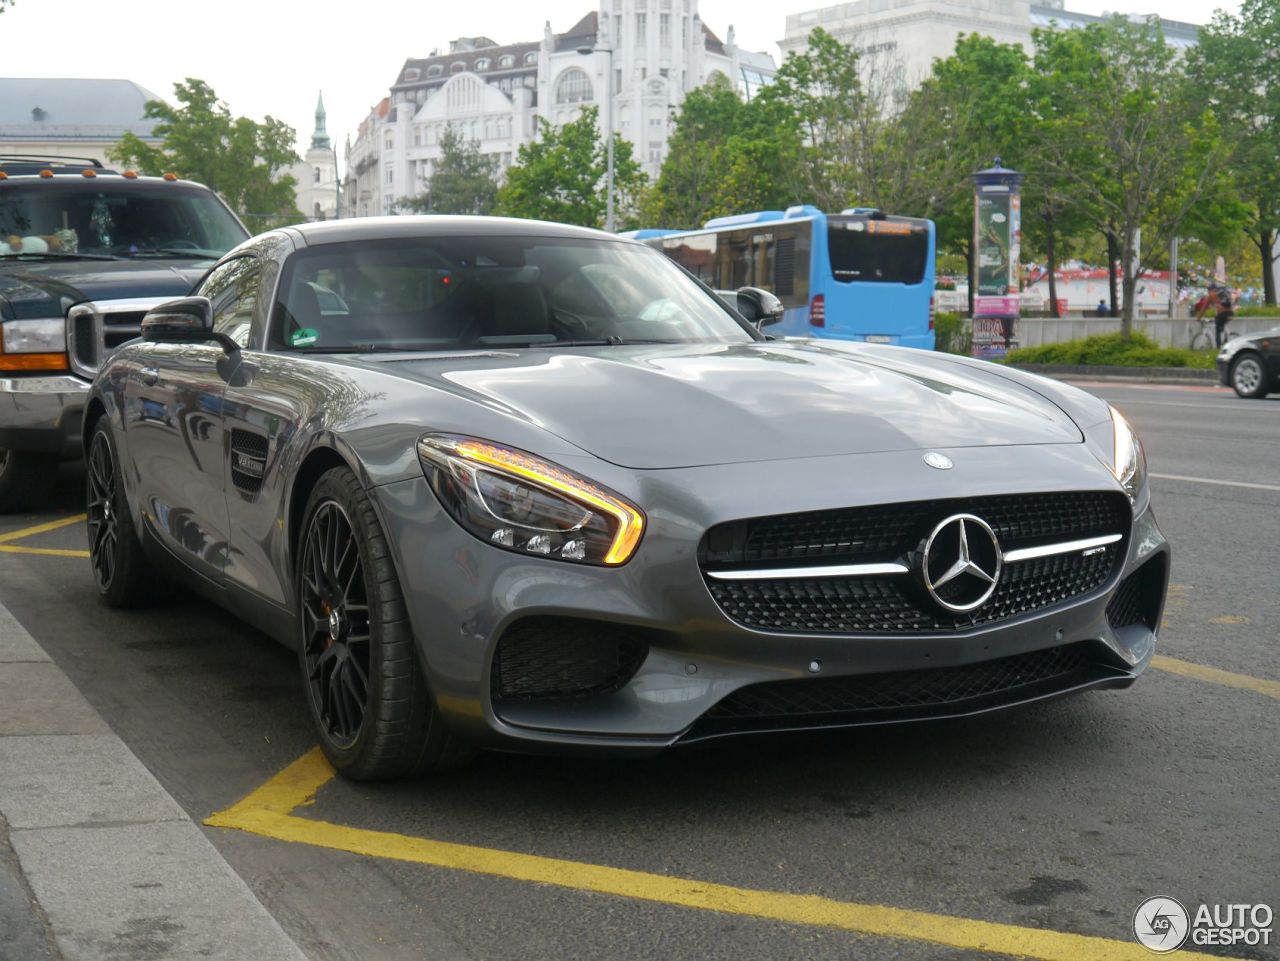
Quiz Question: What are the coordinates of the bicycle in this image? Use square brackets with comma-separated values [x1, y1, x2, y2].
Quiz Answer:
[1189, 316, 1236, 352]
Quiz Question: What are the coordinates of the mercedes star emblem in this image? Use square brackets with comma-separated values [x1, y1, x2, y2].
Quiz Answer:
[920, 513, 1002, 613]
[923, 452, 953, 470]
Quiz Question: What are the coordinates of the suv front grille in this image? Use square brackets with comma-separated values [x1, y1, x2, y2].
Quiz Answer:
[67, 301, 168, 377]
[700, 492, 1130, 635]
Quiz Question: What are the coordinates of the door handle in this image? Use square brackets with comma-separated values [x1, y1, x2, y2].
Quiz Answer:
[138, 366, 159, 387]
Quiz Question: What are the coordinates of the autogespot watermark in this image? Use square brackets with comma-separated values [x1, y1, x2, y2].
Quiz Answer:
[1132, 896, 1274, 953]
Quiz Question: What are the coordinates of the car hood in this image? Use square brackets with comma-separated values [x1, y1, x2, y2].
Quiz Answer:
[0, 259, 209, 320]
[375, 341, 1084, 469]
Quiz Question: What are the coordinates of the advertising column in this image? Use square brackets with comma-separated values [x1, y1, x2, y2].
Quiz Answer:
[971, 161, 1024, 359]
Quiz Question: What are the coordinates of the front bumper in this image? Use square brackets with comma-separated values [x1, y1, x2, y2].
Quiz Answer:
[1216, 358, 1231, 387]
[0, 374, 90, 457]
[371, 444, 1169, 755]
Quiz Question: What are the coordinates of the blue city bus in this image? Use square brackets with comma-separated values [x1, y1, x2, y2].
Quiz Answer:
[639, 205, 937, 349]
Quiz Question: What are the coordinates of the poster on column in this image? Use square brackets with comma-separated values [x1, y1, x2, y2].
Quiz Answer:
[973, 186, 1021, 359]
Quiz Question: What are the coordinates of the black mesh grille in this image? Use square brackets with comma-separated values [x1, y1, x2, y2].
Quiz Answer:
[492, 617, 648, 703]
[703, 644, 1097, 724]
[701, 492, 1129, 635]
[1106, 555, 1166, 631]
[229, 429, 268, 493]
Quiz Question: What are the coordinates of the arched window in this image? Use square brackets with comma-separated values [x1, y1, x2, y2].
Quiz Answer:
[524, 51, 538, 65]
[450, 61, 466, 73]
[313, 167, 321, 184]
[427, 65, 443, 77]
[499, 54, 515, 68]
[555, 68, 593, 104]
[475, 58, 490, 71]
[403, 67, 421, 81]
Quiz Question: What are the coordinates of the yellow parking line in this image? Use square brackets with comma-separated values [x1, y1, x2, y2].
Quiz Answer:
[0, 545, 90, 558]
[1152, 655, 1280, 700]
[207, 749, 1245, 961]
[0, 513, 85, 545]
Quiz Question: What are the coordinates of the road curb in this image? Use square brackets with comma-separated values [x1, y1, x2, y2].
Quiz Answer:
[1007, 363, 1219, 385]
[0, 600, 310, 961]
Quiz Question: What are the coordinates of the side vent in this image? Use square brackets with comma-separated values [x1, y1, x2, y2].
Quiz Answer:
[230, 430, 269, 495]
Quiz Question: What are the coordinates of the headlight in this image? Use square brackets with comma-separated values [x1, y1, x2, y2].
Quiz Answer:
[1108, 406, 1148, 508]
[418, 434, 645, 566]
[0, 318, 69, 372]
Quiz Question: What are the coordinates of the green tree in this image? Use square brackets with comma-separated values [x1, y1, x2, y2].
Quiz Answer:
[111, 79, 303, 233]
[494, 107, 645, 228]
[396, 125, 498, 215]
[1029, 18, 1239, 332]
[1189, 0, 1280, 304]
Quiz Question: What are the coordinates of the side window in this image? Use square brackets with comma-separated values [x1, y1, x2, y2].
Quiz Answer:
[198, 256, 260, 348]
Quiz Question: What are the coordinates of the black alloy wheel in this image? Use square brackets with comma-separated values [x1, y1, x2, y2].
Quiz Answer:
[296, 467, 471, 779]
[300, 501, 371, 748]
[85, 419, 154, 607]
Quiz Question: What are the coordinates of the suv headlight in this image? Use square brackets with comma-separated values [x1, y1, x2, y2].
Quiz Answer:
[1108, 407, 1148, 510]
[0, 318, 69, 371]
[418, 434, 645, 565]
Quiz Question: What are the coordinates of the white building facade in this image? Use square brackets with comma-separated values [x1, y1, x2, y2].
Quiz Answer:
[345, 1, 775, 217]
[779, 0, 1200, 94]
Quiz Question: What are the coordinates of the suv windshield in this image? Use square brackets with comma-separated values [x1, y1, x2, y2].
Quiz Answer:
[827, 216, 928, 285]
[0, 181, 247, 258]
[272, 236, 756, 352]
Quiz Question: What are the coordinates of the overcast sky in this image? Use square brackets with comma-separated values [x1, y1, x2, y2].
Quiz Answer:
[2, 0, 1238, 167]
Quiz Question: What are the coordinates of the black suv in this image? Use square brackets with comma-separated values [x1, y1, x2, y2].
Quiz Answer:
[0, 156, 249, 510]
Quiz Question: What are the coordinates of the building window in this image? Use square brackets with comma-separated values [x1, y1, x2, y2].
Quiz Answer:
[648, 142, 662, 164]
[313, 166, 321, 183]
[404, 68, 421, 81]
[636, 13, 646, 38]
[524, 51, 538, 65]
[555, 68, 594, 104]
[499, 54, 514, 67]
[427, 65, 443, 77]
[451, 61, 466, 73]
[615, 14, 621, 42]
[414, 130, 422, 146]
[660, 13, 670, 45]
[475, 58, 490, 71]
[385, 134, 393, 150]
[385, 166, 394, 184]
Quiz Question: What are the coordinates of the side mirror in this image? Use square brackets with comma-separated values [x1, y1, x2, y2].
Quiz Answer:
[736, 286, 786, 328]
[141, 297, 236, 353]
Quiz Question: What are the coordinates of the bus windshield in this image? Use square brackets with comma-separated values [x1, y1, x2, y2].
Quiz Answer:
[827, 217, 929, 285]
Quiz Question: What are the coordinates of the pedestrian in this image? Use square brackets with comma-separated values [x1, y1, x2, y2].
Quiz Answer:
[1195, 283, 1235, 348]
[1095, 299, 1109, 316]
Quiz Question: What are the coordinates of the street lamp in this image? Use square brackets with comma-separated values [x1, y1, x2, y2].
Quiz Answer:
[577, 44, 615, 233]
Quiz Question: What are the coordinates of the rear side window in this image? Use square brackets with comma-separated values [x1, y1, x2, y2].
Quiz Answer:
[827, 219, 928, 285]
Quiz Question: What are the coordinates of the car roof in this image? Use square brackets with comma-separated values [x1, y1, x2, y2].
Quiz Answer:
[286, 215, 635, 246]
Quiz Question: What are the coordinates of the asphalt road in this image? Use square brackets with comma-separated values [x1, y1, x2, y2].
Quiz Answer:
[0, 379, 1276, 961]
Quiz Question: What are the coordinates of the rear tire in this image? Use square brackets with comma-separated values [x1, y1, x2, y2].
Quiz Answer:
[86, 420, 155, 607]
[0, 448, 58, 513]
[1230, 353, 1268, 399]
[297, 467, 472, 780]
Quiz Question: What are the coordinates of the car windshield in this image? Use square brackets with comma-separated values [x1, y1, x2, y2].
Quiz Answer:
[0, 181, 247, 258]
[271, 235, 757, 352]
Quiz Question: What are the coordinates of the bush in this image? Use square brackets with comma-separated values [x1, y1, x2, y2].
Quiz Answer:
[1236, 304, 1280, 317]
[1004, 332, 1214, 369]
[932, 311, 971, 355]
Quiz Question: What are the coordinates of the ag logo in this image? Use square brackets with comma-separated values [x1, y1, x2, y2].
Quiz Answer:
[1133, 896, 1190, 953]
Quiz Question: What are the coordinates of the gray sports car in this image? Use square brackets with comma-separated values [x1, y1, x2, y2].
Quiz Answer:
[83, 217, 1169, 779]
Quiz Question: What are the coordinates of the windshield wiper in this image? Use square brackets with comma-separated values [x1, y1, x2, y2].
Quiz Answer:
[0, 251, 125, 261]
[128, 248, 220, 259]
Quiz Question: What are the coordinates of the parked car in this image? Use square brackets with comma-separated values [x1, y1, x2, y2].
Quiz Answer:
[84, 216, 1169, 779]
[1217, 329, 1280, 398]
[0, 156, 249, 510]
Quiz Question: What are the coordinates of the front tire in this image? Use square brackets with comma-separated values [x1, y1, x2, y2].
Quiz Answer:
[297, 467, 471, 779]
[86, 420, 155, 607]
[0, 448, 58, 513]
[1230, 353, 1268, 399]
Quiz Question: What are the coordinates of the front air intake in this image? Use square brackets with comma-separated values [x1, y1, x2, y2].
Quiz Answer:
[492, 617, 647, 703]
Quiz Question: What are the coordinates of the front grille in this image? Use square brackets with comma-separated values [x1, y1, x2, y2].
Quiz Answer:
[701, 492, 1130, 635]
[696, 643, 1101, 730]
[492, 617, 648, 703]
[1106, 555, 1166, 631]
[67, 300, 168, 378]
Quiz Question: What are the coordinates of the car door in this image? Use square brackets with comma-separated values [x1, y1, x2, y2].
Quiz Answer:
[125, 255, 258, 584]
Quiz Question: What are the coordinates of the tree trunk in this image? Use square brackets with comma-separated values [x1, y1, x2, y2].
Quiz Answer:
[1261, 228, 1277, 306]
[1119, 229, 1138, 337]
[1106, 230, 1120, 323]
[1046, 227, 1060, 318]
[965, 242, 975, 317]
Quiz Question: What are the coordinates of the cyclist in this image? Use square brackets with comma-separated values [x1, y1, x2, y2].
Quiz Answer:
[1195, 282, 1235, 348]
